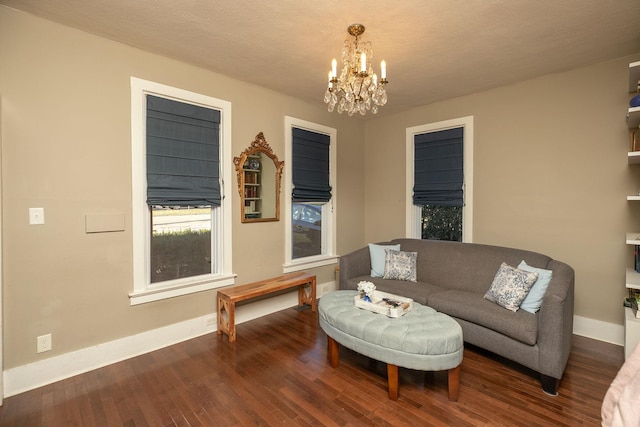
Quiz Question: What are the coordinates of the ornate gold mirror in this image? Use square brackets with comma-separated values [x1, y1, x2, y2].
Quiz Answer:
[233, 132, 284, 223]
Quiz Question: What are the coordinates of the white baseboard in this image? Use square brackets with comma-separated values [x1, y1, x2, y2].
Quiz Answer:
[573, 314, 624, 346]
[3, 285, 622, 397]
[4, 280, 335, 397]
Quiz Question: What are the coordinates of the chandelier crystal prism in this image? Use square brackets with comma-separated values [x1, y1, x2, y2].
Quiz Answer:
[324, 24, 388, 116]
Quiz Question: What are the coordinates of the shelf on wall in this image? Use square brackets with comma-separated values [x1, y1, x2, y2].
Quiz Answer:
[627, 232, 640, 245]
[629, 152, 640, 164]
[625, 61, 640, 359]
[627, 268, 640, 289]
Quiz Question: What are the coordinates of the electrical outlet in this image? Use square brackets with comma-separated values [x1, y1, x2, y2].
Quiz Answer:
[37, 334, 52, 353]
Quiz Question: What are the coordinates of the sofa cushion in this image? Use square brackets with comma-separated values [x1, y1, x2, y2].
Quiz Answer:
[383, 249, 417, 281]
[368, 243, 401, 277]
[517, 260, 553, 314]
[428, 290, 538, 345]
[484, 262, 538, 312]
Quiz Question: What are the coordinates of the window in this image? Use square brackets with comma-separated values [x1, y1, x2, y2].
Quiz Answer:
[130, 77, 234, 305]
[284, 117, 338, 272]
[406, 117, 474, 242]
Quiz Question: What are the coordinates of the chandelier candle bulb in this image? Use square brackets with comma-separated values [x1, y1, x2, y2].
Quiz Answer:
[360, 53, 367, 73]
[381, 60, 386, 79]
[332, 58, 337, 77]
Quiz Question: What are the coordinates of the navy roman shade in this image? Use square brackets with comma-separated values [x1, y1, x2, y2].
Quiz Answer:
[146, 95, 221, 206]
[413, 127, 464, 207]
[292, 128, 332, 203]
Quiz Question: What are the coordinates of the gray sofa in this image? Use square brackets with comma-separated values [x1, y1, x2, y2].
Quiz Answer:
[338, 238, 575, 395]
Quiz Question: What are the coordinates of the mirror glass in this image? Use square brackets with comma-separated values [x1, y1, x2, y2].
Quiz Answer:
[234, 133, 284, 223]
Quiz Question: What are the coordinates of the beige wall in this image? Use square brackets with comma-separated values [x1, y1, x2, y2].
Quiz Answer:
[0, 6, 365, 369]
[2, 4, 639, 373]
[364, 53, 640, 326]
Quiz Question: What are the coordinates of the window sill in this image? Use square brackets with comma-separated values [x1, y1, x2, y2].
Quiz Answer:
[283, 255, 338, 273]
[129, 274, 236, 305]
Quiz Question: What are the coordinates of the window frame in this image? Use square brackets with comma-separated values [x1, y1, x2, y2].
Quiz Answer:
[283, 116, 338, 272]
[130, 77, 234, 305]
[405, 116, 474, 242]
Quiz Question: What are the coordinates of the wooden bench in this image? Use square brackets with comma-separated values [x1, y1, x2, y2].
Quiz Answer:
[217, 272, 316, 343]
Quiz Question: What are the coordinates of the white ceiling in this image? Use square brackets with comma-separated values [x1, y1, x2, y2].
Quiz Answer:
[2, 0, 639, 118]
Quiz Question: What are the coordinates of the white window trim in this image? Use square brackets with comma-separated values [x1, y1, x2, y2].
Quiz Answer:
[405, 116, 474, 242]
[129, 77, 235, 305]
[283, 116, 338, 272]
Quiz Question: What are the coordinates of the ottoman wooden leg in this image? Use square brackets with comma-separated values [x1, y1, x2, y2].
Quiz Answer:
[327, 336, 339, 368]
[448, 365, 460, 402]
[387, 364, 399, 401]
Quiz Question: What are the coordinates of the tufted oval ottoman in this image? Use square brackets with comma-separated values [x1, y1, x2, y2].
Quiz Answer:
[318, 290, 464, 401]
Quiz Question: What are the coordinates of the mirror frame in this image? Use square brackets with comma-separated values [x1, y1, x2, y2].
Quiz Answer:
[233, 132, 284, 223]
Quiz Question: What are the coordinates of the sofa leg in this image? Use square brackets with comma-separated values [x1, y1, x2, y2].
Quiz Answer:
[541, 375, 559, 396]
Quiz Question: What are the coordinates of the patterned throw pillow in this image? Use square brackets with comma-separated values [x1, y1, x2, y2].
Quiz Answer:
[383, 249, 418, 282]
[484, 262, 539, 312]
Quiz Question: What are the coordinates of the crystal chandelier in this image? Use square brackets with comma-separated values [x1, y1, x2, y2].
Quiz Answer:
[323, 24, 389, 116]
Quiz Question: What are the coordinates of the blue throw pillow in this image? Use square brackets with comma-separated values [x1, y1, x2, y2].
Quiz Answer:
[517, 260, 553, 314]
[368, 243, 400, 277]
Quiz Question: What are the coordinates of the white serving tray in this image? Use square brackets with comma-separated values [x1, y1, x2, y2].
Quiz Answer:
[354, 290, 413, 317]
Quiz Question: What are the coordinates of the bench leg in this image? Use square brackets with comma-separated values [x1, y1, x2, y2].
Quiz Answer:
[310, 277, 316, 312]
[298, 278, 317, 312]
[448, 365, 460, 402]
[217, 296, 236, 343]
[387, 364, 399, 401]
[216, 295, 226, 336]
[327, 336, 339, 368]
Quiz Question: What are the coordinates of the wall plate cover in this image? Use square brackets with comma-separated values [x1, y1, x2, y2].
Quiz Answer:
[29, 207, 45, 225]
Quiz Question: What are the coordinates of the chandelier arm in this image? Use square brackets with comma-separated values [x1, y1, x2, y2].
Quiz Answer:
[356, 79, 366, 101]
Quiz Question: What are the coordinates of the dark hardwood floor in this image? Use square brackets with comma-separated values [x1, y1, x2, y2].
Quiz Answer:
[0, 305, 624, 426]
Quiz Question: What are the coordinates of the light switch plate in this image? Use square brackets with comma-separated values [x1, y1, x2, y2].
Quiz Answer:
[29, 207, 45, 225]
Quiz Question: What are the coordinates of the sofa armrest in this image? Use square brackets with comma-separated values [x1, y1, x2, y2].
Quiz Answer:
[537, 259, 575, 379]
[338, 246, 372, 290]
